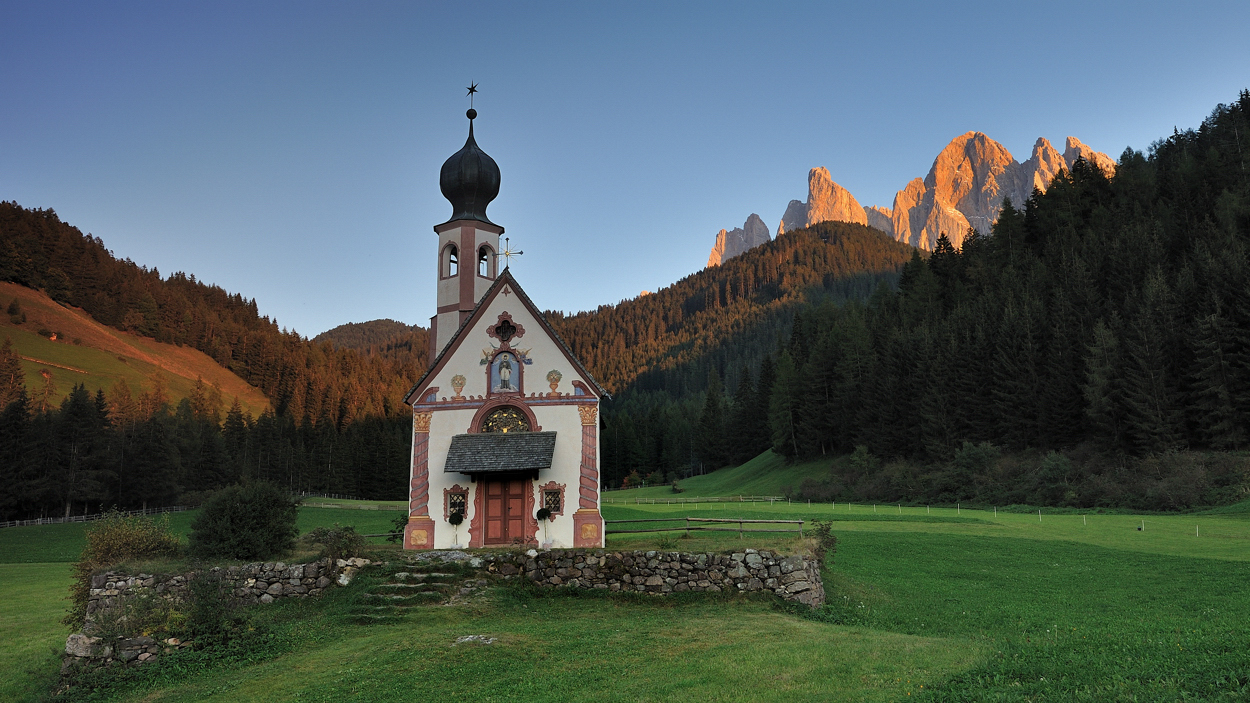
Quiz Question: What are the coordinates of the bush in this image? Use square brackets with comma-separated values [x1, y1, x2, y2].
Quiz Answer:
[65, 511, 182, 627]
[185, 571, 250, 649]
[305, 523, 366, 565]
[386, 512, 408, 543]
[188, 483, 299, 561]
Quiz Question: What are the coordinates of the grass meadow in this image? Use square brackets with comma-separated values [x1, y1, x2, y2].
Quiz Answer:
[2, 488, 1248, 700]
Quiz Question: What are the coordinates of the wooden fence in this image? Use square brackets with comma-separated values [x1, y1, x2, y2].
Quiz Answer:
[604, 517, 804, 539]
[610, 495, 786, 505]
[0, 505, 188, 529]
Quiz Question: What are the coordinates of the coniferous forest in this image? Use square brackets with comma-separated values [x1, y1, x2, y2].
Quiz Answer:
[2, 91, 1249, 519]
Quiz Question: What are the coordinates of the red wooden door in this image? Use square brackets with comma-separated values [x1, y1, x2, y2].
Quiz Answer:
[505, 479, 525, 542]
[485, 480, 506, 544]
[484, 478, 528, 545]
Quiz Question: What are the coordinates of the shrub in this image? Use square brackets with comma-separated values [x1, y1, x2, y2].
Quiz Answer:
[306, 523, 366, 565]
[184, 571, 249, 649]
[188, 483, 299, 560]
[65, 511, 182, 627]
[386, 512, 408, 543]
[809, 520, 838, 563]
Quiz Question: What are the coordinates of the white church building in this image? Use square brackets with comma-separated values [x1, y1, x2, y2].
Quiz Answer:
[401, 106, 607, 550]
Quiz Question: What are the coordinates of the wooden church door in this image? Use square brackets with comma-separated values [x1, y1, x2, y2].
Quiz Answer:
[484, 477, 526, 544]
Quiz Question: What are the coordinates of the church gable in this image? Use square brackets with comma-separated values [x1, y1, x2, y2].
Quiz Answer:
[405, 270, 605, 407]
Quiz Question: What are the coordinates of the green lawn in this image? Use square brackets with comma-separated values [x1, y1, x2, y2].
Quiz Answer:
[5, 476, 1249, 701]
[0, 563, 74, 703]
[603, 451, 832, 502]
[0, 506, 409, 566]
[75, 583, 979, 703]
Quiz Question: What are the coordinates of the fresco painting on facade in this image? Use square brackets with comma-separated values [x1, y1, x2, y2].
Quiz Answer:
[491, 351, 519, 393]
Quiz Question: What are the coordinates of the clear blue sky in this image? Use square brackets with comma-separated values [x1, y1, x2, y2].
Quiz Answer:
[2, 1, 1247, 337]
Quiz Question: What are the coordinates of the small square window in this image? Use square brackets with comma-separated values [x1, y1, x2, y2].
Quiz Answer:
[448, 492, 466, 517]
[543, 490, 561, 515]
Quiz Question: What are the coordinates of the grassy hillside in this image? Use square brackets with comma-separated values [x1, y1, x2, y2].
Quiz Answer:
[603, 451, 830, 502]
[0, 281, 269, 416]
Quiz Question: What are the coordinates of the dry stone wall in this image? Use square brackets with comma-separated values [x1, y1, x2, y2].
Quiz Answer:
[66, 557, 372, 671]
[485, 548, 824, 606]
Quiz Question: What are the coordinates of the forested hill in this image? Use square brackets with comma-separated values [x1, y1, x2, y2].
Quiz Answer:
[314, 319, 424, 353]
[748, 92, 1250, 509]
[548, 220, 914, 401]
[0, 203, 426, 423]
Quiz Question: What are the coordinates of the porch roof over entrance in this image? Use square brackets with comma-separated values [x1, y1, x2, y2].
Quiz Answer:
[444, 431, 557, 474]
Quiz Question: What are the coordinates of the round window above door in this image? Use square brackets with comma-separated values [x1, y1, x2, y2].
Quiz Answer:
[480, 406, 530, 433]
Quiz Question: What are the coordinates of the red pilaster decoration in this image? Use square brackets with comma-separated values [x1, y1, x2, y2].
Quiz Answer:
[404, 411, 436, 550]
[572, 404, 604, 547]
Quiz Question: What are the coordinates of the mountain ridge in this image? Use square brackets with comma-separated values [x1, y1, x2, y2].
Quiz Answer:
[707, 133, 1117, 265]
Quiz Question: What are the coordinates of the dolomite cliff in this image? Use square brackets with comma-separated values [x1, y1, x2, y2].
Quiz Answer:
[707, 212, 772, 267]
[868, 133, 1117, 250]
[708, 132, 1116, 264]
[780, 167, 867, 233]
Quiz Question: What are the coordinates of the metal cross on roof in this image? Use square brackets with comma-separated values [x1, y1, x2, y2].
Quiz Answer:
[497, 237, 523, 268]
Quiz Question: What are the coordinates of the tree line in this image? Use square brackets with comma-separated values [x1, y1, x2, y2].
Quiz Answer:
[694, 91, 1250, 508]
[0, 338, 409, 520]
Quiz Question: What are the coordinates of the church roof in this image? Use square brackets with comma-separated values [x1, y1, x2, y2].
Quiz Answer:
[404, 268, 609, 406]
[444, 431, 557, 474]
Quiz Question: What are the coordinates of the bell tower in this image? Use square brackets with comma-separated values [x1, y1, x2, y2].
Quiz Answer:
[430, 107, 502, 361]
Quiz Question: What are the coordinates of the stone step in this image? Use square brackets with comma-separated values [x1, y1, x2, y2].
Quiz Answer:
[361, 592, 443, 602]
[347, 614, 405, 624]
[375, 581, 451, 587]
[388, 571, 457, 579]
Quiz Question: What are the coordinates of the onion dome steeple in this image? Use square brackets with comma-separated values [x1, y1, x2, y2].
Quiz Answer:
[439, 108, 500, 226]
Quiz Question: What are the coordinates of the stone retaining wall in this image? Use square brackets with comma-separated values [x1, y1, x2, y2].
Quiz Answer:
[66, 557, 372, 671]
[484, 548, 824, 606]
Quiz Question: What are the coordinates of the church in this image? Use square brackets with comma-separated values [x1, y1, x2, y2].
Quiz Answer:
[401, 106, 607, 550]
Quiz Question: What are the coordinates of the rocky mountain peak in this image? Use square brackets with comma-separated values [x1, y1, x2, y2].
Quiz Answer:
[778, 167, 867, 235]
[1063, 136, 1117, 175]
[707, 213, 771, 267]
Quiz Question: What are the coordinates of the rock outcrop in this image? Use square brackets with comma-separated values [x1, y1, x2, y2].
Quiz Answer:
[864, 205, 894, 236]
[779, 167, 867, 235]
[1064, 136, 1118, 176]
[707, 213, 771, 267]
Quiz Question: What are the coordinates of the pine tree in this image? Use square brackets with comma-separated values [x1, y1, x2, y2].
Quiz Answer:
[695, 371, 727, 470]
[0, 388, 31, 519]
[0, 338, 24, 409]
[752, 356, 776, 456]
[1083, 319, 1127, 451]
[1190, 312, 1245, 448]
[769, 352, 805, 459]
[726, 366, 757, 465]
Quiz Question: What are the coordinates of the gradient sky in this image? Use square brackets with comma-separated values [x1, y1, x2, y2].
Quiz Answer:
[3, 1, 1248, 337]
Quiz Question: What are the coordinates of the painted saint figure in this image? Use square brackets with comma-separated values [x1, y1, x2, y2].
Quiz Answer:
[498, 353, 513, 390]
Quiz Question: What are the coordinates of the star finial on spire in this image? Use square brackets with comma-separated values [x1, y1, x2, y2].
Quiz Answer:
[497, 237, 524, 268]
[466, 81, 478, 108]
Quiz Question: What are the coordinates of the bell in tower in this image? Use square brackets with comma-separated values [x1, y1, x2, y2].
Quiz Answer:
[430, 105, 503, 361]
